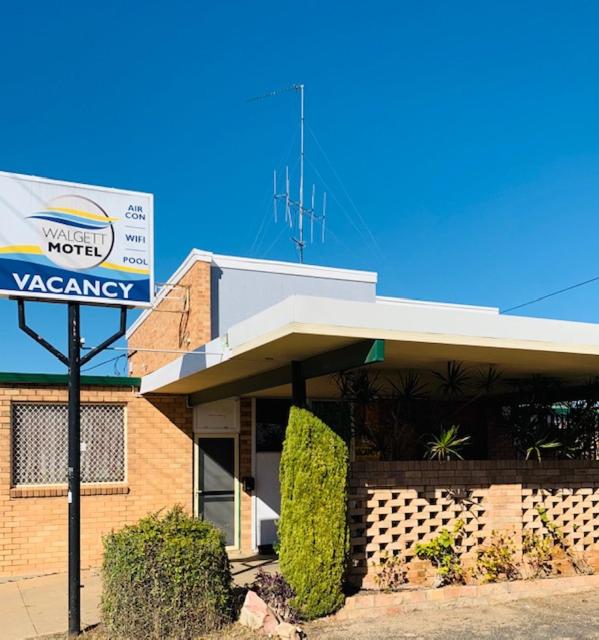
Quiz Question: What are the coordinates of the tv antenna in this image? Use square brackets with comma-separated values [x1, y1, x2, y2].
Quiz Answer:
[248, 83, 326, 263]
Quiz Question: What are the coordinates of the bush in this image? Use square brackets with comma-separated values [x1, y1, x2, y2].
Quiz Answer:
[415, 520, 465, 586]
[278, 407, 349, 619]
[101, 505, 233, 640]
[476, 531, 520, 583]
[373, 552, 407, 591]
[522, 531, 554, 578]
[250, 569, 299, 623]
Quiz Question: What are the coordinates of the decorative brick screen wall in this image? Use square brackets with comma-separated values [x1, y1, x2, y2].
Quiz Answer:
[349, 460, 599, 587]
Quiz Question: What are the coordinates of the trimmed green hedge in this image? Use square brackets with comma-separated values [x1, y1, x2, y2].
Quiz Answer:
[101, 506, 233, 640]
[278, 407, 349, 619]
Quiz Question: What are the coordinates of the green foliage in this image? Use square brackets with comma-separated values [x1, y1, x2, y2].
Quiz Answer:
[536, 506, 593, 575]
[524, 437, 562, 461]
[415, 520, 465, 586]
[101, 505, 233, 640]
[425, 425, 471, 461]
[372, 552, 407, 591]
[278, 407, 349, 619]
[476, 531, 520, 583]
[522, 531, 554, 578]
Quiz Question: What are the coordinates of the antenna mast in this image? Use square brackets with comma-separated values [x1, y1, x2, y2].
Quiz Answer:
[249, 83, 326, 263]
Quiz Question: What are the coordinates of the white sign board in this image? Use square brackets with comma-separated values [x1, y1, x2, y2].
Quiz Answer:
[0, 171, 153, 306]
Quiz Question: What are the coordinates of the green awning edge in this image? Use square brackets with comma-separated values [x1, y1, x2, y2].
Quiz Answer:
[0, 372, 141, 388]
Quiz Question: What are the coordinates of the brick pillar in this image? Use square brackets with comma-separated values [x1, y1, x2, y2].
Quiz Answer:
[239, 398, 253, 553]
[486, 482, 523, 557]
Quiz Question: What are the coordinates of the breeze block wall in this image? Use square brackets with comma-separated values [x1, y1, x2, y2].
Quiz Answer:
[349, 460, 599, 588]
[128, 257, 212, 377]
[0, 381, 193, 577]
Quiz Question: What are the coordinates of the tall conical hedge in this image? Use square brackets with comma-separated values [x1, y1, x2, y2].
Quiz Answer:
[278, 407, 349, 619]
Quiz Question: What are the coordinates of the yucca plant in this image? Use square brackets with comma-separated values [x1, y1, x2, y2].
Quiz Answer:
[525, 436, 561, 461]
[426, 425, 470, 461]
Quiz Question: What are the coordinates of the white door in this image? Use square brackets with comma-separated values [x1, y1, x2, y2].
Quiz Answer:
[255, 451, 281, 548]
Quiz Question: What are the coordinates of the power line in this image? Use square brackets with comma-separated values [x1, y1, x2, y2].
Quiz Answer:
[501, 275, 599, 314]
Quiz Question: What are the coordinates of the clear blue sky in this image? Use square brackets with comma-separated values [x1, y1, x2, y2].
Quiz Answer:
[2, 1, 599, 374]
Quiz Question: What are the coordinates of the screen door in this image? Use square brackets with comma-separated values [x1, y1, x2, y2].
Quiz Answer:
[197, 437, 236, 546]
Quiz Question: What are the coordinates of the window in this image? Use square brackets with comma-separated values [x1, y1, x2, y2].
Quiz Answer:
[12, 403, 126, 486]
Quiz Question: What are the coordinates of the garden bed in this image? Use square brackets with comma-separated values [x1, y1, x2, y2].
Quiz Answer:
[335, 574, 599, 620]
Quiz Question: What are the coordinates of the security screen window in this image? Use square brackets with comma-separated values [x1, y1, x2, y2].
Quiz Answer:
[11, 403, 125, 486]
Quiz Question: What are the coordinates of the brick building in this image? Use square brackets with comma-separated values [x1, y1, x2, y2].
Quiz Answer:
[4, 248, 599, 579]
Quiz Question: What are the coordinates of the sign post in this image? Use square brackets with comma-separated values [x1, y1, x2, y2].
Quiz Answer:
[2, 172, 154, 636]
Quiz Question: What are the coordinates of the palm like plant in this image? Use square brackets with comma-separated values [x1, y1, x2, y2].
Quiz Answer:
[426, 425, 471, 461]
[525, 436, 561, 462]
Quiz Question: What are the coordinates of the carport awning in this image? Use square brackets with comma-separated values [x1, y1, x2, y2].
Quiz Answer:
[139, 295, 599, 402]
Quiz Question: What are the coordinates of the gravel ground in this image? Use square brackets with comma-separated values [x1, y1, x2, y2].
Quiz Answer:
[306, 590, 599, 639]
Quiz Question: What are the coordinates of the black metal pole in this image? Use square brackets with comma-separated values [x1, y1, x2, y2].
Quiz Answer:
[68, 302, 81, 637]
[16, 298, 128, 637]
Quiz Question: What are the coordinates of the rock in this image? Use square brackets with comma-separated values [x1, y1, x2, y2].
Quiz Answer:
[238, 589, 280, 635]
[275, 621, 304, 639]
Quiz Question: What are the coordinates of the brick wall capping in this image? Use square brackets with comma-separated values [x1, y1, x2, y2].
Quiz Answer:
[335, 574, 599, 620]
[10, 485, 130, 499]
[351, 459, 599, 473]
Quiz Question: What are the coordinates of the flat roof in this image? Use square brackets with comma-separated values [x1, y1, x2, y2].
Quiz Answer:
[140, 295, 599, 397]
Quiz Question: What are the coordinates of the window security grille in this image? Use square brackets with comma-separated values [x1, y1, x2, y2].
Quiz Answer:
[12, 403, 125, 485]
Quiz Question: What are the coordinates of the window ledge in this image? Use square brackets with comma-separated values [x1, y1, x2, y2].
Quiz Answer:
[10, 484, 130, 499]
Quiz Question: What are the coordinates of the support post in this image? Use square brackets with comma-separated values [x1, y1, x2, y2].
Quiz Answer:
[16, 299, 128, 637]
[291, 360, 306, 407]
[67, 303, 81, 637]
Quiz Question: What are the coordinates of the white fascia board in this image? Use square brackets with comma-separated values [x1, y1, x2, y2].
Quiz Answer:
[376, 296, 499, 315]
[126, 248, 213, 338]
[140, 294, 599, 394]
[212, 253, 377, 283]
[225, 295, 599, 354]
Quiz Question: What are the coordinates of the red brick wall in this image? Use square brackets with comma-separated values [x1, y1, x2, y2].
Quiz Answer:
[128, 259, 212, 377]
[0, 383, 193, 577]
[349, 460, 599, 587]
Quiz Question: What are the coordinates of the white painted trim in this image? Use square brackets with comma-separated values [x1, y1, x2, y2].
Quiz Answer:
[212, 253, 377, 283]
[376, 295, 499, 314]
[140, 293, 599, 394]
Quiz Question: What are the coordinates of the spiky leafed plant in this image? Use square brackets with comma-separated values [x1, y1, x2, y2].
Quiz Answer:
[426, 425, 471, 461]
[475, 366, 503, 395]
[525, 436, 562, 462]
[432, 361, 471, 397]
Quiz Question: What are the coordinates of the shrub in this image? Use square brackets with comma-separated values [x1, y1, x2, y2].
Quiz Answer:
[278, 407, 349, 619]
[536, 506, 593, 575]
[101, 505, 233, 640]
[476, 531, 520, 583]
[373, 552, 407, 591]
[522, 530, 554, 578]
[415, 520, 465, 586]
[250, 569, 299, 623]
